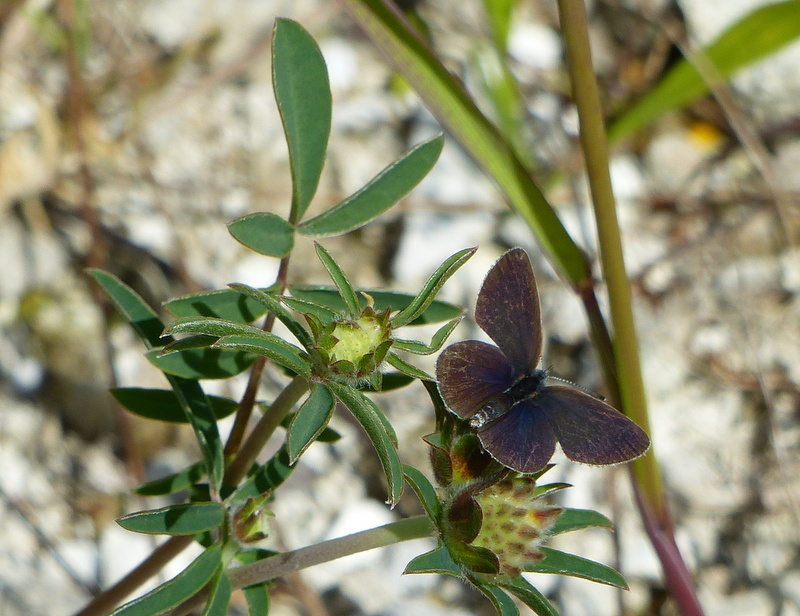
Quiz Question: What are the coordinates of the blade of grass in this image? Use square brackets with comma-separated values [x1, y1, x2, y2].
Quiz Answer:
[557, 1, 702, 614]
[340, 0, 589, 285]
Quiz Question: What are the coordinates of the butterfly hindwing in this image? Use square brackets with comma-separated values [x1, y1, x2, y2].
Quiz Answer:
[535, 386, 650, 465]
[475, 248, 542, 375]
[477, 399, 556, 474]
[436, 340, 515, 419]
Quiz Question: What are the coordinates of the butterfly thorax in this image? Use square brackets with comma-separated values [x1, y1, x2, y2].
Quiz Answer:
[469, 369, 549, 429]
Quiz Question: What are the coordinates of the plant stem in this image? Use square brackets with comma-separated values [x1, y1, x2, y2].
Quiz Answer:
[556, 1, 703, 615]
[164, 515, 436, 616]
[223, 376, 309, 485]
[72, 535, 194, 616]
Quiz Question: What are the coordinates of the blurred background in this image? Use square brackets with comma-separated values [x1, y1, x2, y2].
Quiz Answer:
[1, 0, 799, 614]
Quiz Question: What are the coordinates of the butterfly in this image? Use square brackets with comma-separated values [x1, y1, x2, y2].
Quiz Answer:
[436, 248, 650, 474]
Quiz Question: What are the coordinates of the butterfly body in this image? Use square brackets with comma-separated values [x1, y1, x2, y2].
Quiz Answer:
[469, 369, 548, 429]
[436, 248, 650, 474]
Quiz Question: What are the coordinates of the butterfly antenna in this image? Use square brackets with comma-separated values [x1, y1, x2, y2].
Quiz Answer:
[544, 368, 607, 401]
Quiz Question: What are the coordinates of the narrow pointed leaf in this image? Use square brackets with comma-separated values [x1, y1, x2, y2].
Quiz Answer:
[327, 382, 403, 505]
[338, 0, 588, 284]
[160, 334, 220, 354]
[87, 269, 165, 347]
[231, 447, 295, 501]
[550, 508, 613, 536]
[314, 243, 360, 317]
[112, 388, 238, 423]
[524, 547, 628, 589]
[134, 460, 206, 496]
[391, 247, 475, 328]
[404, 545, 461, 576]
[89, 270, 223, 492]
[280, 412, 341, 443]
[402, 464, 441, 521]
[203, 571, 231, 616]
[110, 545, 221, 616]
[281, 295, 340, 321]
[273, 18, 331, 221]
[228, 283, 313, 347]
[147, 347, 256, 380]
[289, 286, 462, 325]
[497, 576, 560, 616]
[391, 318, 461, 355]
[609, 0, 800, 143]
[228, 212, 295, 257]
[386, 352, 433, 381]
[298, 135, 444, 236]
[117, 503, 224, 536]
[165, 288, 269, 323]
[212, 334, 311, 377]
[477, 584, 519, 616]
[287, 383, 336, 463]
[164, 316, 267, 339]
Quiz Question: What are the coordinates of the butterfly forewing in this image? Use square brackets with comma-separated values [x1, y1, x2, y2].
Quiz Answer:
[475, 248, 542, 375]
[535, 386, 650, 465]
[436, 340, 515, 419]
[477, 400, 557, 473]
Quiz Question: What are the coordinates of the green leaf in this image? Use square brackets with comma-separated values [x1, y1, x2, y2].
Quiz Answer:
[273, 18, 331, 221]
[232, 447, 295, 501]
[112, 388, 239, 424]
[289, 286, 462, 325]
[550, 508, 613, 536]
[88, 269, 166, 347]
[338, 1, 588, 285]
[496, 576, 560, 616]
[243, 584, 270, 616]
[391, 247, 475, 328]
[89, 270, 224, 494]
[287, 383, 336, 463]
[202, 570, 231, 616]
[212, 334, 311, 377]
[164, 316, 268, 339]
[298, 136, 444, 236]
[524, 547, 628, 589]
[386, 352, 433, 381]
[482, 0, 514, 50]
[228, 212, 295, 257]
[402, 464, 441, 521]
[313, 243, 360, 317]
[228, 283, 313, 348]
[160, 334, 220, 354]
[609, 0, 800, 142]
[147, 347, 256, 380]
[327, 383, 403, 506]
[117, 503, 224, 536]
[281, 295, 341, 321]
[477, 584, 519, 616]
[134, 460, 207, 496]
[391, 318, 461, 355]
[404, 544, 461, 576]
[110, 545, 221, 616]
[356, 372, 414, 392]
[164, 288, 269, 323]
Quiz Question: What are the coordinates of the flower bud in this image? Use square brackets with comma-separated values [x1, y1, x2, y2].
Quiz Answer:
[471, 477, 562, 576]
[230, 493, 274, 545]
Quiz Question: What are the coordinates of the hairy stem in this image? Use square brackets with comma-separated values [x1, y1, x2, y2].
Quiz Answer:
[164, 515, 436, 616]
[223, 376, 309, 485]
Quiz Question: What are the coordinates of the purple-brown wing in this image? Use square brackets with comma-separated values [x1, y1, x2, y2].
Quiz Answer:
[475, 248, 542, 376]
[477, 399, 556, 473]
[536, 386, 650, 465]
[436, 340, 514, 419]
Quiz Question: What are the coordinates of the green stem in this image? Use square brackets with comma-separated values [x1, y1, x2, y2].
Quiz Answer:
[557, 2, 703, 615]
[165, 515, 436, 616]
[223, 376, 309, 485]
